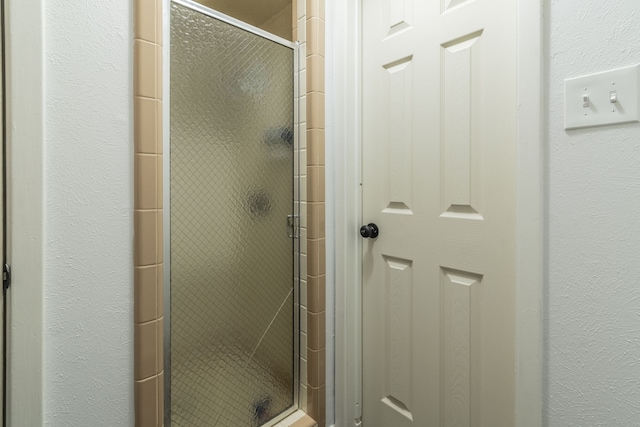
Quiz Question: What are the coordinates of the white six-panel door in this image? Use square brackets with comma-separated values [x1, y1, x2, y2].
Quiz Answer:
[362, 0, 517, 425]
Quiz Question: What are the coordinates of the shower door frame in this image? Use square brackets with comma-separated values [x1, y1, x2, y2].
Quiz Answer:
[163, 1, 301, 425]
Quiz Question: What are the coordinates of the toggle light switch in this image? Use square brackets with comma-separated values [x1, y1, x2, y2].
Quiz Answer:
[565, 64, 639, 129]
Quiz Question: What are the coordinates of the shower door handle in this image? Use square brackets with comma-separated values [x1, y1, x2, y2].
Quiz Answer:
[287, 214, 299, 238]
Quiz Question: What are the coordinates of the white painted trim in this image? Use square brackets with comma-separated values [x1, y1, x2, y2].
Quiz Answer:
[332, 0, 544, 426]
[0, 0, 4, 416]
[515, 0, 544, 425]
[332, 0, 362, 426]
[5, 0, 45, 425]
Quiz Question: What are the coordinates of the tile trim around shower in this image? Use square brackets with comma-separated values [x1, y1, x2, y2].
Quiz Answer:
[134, 0, 164, 426]
[299, 1, 326, 426]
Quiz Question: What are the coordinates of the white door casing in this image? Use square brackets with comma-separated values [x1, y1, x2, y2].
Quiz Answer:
[5, 0, 46, 425]
[361, 0, 523, 425]
[0, 1, 4, 416]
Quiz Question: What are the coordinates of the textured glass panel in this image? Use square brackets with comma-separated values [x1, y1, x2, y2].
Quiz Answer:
[170, 4, 295, 427]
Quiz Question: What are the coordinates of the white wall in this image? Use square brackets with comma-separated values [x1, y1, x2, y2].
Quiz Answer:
[545, 0, 640, 425]
[43, 1, 134, 425]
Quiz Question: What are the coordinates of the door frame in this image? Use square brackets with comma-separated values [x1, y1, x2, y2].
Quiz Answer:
[331, 1, 543, 426]
[164, 2, 302, 425]
[3, 0, 46, 425]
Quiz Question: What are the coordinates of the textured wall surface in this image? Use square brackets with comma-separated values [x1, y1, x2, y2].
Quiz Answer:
[44, 1, 134, 425]
[545, 0, 640, 425]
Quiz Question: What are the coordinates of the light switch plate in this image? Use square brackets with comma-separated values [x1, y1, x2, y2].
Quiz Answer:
[564, 64, 639, 130]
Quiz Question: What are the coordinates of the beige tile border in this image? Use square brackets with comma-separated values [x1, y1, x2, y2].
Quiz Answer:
[301, 0, 326, 425]
[134, 0, 163, 426]
[133, 2, 324, 426]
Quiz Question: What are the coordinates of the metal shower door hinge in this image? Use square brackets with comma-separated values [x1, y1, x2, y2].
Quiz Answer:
[3, 264, 11, 290]
[287, 214, 299, 238]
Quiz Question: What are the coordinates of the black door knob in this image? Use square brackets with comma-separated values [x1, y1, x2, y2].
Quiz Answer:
[360, 223, 379, 239]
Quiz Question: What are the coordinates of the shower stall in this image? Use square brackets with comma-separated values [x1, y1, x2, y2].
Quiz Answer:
[166, 2, 300, 426]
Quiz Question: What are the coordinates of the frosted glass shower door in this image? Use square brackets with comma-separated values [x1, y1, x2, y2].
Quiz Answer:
[169, 2, 298, 426]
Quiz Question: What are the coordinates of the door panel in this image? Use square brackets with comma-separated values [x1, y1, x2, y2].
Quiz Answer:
[362, 0, 517, 425]
[170, 3, 297, 426]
